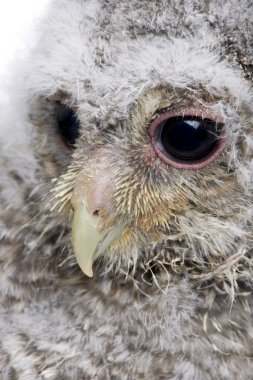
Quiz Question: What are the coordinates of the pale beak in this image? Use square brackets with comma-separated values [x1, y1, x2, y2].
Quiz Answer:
[71, 155, 126, 277]
[71, 202, 102, 277]
[71, 201, 125, 277]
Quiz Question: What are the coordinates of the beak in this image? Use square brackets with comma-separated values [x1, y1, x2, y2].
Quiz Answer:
[71, 201, 125, 277]
[71, 156, 125, 278]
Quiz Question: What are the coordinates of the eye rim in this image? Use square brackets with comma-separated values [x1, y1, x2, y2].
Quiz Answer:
[149, 111, 227, 170]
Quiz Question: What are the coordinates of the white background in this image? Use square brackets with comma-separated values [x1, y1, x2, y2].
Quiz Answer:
[0, 0, 50, 76]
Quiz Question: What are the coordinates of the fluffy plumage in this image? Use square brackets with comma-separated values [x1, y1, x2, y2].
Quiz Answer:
[1, 0, 253, 378]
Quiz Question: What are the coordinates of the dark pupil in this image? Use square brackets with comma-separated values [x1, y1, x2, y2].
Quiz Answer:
[160, 116, 220, 161]
[56, 103, 80, 147]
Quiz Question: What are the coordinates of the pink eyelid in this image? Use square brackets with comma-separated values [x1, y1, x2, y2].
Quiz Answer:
[148, 111, 227, 170]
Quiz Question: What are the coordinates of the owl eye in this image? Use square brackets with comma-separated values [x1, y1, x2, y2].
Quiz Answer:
[149, 113, 226, 169]
[56, 103, 80, 148]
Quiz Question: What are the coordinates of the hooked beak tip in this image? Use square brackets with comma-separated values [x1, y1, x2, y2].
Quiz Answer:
[71, 202, 125, 278]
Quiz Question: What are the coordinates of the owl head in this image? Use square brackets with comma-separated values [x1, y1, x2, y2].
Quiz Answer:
[3, 0, 253, 296]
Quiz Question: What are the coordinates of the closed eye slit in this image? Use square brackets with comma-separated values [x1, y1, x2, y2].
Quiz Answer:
[149, 111, 227, 169]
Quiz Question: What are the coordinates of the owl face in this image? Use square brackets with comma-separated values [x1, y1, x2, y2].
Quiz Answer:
[25, 0, 253, 282]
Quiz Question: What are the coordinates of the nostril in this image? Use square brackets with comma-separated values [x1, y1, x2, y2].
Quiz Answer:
[93, 209, 100, 217]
